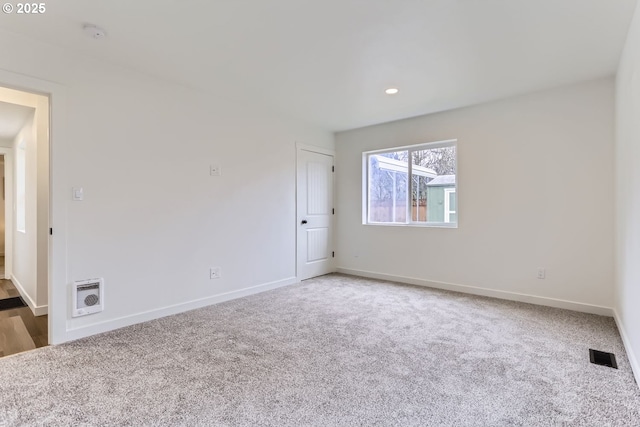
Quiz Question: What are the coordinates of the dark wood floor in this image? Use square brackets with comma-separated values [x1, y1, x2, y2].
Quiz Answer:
[0, 279, 48, 358]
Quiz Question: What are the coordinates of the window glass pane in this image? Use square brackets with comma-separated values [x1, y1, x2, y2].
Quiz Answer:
[368, 151, 408, 223]
[411, 153, 436, 222]
[412, 145, 456, 224]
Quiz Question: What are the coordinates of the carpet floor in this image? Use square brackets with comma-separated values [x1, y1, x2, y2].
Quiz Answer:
[0, 274, 638, 426]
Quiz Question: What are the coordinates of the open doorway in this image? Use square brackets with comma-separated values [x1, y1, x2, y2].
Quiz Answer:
[0, 86, 49, 357]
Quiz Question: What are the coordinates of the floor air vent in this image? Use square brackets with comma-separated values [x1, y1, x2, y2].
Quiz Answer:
[589, 349, 618, 369]
[0, 296, 26, 312]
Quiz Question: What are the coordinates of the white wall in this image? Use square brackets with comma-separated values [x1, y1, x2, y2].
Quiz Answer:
[12, 112, 39, 307]
[0, 88, 44, 301]
[615, 3, 640, 385]
[9, 97, 48, 315]
[0, 30, 333, 343]
[336, 78, 615, 312]
[0, 138, 11, 148]
[0, 146, 13, 281]
[0, 157, 4, 255]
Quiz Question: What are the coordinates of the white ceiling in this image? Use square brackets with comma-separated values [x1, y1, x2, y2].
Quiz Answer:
[0, 0, 636, 131]
[0, 101, 34, 140]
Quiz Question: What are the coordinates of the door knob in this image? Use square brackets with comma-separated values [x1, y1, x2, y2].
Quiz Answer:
[301, 220, 308, 225]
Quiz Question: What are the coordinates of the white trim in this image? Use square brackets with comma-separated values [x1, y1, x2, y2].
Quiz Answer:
[363, 153, 368, 224]
[10, 274, 48, 316]
[444, 187, 456, 223]
[336, 267, 614, 316]
[295, 142, 336, 157]
[613, 309, 640, 389]
[15, 137, 26, 233]
[64, 276, 299, 342]
[0, 147, 13, 280]
[364, 221, 457, 228]
[365, 139, 457, 154]
[0, 68, 68, 345]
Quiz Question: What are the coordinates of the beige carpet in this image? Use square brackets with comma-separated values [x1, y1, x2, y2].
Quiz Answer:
[0, 274, 638, 426]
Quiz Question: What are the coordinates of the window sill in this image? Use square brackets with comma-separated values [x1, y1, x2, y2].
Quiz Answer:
[364, 222, 457, 229]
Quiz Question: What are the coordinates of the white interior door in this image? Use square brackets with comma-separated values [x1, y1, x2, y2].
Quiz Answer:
[297, 148, 334, 280]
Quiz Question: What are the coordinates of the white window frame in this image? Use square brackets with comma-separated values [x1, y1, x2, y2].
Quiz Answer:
[444, 188, 456, 223]
[362, 139, 457, 228]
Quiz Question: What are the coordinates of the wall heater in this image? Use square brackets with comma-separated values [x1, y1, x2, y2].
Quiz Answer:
[72, 278, 104, 317]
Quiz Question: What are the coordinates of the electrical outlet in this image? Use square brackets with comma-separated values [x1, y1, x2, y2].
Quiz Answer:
[210, 267, 221, 279]
[537, 268, 546, 279]
[210, 164, 221, 176]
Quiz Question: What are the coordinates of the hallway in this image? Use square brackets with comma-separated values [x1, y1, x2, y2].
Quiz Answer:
[0, 277, 47, 357]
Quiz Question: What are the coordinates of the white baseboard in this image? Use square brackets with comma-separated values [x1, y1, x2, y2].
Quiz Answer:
[336, 267, 614, 317]
[613, 309, 640, 388]
[64, 276, 300, 342]
[10, 275, 48, 316]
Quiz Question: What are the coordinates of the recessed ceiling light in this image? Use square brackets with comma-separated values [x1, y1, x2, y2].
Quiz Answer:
[385, 88, 399, 95]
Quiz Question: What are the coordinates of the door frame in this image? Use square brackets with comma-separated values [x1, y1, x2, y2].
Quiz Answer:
[0, 148, 14, 280]
[295, 142, 336, 280]
[0, 68, 68, 345]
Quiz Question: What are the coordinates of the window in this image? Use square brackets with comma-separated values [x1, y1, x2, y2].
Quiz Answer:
[364, 140, 457, 227]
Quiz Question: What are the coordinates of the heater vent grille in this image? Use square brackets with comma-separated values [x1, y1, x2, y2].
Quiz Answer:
[72, 278, 104, 317]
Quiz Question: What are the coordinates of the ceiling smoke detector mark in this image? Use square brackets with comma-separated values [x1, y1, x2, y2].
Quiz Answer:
[210, 267, 221, 279]
[83, 24, 107, 40]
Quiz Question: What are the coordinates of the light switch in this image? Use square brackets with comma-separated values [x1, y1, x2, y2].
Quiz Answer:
[72, 187, 84, 201]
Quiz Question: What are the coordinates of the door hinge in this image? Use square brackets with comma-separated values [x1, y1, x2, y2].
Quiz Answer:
[49, 228, 53, 235]
[332, 208, 335, 215]
[332, 251, 335, 258]
[332, 166, 334, 172]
